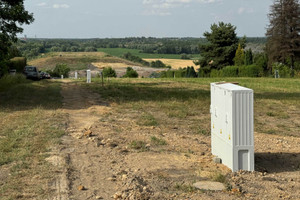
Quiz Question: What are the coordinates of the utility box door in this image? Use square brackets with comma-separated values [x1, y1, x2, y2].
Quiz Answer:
[211, 83, 254, 172]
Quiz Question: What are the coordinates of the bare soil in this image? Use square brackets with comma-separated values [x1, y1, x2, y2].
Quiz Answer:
[50, 80, 300, 200]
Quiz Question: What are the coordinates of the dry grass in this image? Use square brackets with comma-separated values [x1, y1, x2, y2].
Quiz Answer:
[144, 59, 197, 69]
[0, 79, 65, 199]
[91, 62, 133, 69]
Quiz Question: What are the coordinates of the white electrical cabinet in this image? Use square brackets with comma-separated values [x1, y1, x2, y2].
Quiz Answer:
[210, 82, 254, 172]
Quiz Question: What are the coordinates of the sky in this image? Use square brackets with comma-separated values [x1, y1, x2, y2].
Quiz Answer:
[21, 0, 274, 38]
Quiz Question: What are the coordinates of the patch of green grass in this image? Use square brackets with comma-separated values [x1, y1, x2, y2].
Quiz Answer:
[137, 113, 158, 126]
[129, 140, 147, 151]
[150, 136, 167, 146]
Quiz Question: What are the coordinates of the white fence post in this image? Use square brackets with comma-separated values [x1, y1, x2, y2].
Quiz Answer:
[87, 70, 91, 83]
[61, 75, 64, 79]
[75, 71, 78, 79]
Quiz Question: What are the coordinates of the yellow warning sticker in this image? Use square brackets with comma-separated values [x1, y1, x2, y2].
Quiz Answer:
[229, 135, 231, 140]
[220, 129, 222, 134]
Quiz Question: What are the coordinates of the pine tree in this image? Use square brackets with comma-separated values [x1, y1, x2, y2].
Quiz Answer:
[234, 44, 245, 66]
[266, 0, 300, 74]
[199, 22, 239, 70]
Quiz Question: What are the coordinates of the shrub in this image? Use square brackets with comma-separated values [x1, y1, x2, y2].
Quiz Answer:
[149, 72, 160, 78]
[150, 60, 169, 68]
[123, 67, 138, 78]
[238, 65, 264, 77]
[8, 57, 27, 73]
[0, 74, 27, 91]
[123, 52, 149, 66]
[180, 53, 190, 60]
[52, 64, 70, 78]
[102, 67, 117, 78]
[222, 66, 239, 77]
[272, 62, 291, 78]
[210, 69, 223, 77]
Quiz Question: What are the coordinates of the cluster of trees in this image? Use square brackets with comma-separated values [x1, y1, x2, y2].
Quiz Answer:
[102, 66, 139, 78]
[0, 0, 34, 77]
[122, 52, 170, 68]
[160, 66, 197, 78]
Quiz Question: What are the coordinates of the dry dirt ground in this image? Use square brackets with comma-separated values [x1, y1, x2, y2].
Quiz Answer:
[49, 80, 300, 200]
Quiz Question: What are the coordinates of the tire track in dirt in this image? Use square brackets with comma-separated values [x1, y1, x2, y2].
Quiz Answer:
[49, 80, 112, 200]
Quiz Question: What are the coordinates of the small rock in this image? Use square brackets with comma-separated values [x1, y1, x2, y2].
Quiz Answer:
[113, 192, 122, 199]
[95, 196, 103, 199]
[77, 185, 85, 191]
[107, 175, 117, 181]
[201, 152, 205, 156]
[145, 144, 151, 149]
[213, 157, 222, 164]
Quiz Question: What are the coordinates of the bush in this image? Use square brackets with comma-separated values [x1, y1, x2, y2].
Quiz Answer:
[123, 67, 138, 78]
[0, 74, 27, 91]
[150, 60, 168, 68]
[222, 66, 239, 77]
[102, 67, 117, 78]
[52, 64, 70, 78]
[123, 52, 149, 66]
[272, 62, 291, 78]
[8, 57, 27, 73]
[180, 53, 190, 59]
[210, 69, 223, 77]
[238, 65, 264, 77]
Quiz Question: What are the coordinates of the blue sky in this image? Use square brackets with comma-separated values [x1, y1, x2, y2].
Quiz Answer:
[21, 0, 273, 38]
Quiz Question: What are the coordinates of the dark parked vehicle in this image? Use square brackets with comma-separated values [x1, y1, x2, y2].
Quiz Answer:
[23, 66, 40, 80]
[39, 71, 51, 79]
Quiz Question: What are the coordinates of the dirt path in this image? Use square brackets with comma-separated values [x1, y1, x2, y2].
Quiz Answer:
[49, 80, 300, 200]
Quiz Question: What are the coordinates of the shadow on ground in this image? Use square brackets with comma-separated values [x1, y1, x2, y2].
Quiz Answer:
[255, 152, 300, 173]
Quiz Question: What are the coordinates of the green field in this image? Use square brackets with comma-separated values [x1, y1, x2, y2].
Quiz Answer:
[98, 48, 200, 59]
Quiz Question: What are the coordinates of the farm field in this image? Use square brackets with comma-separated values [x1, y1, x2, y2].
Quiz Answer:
[28, 52, 139, 71]
[98, 48, 200, 59]
[1, 76, 300, 199]
[144, 58, 198, 69]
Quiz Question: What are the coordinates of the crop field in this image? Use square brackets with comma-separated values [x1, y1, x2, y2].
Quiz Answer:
[98, 48, 199, 59]
[144, 58, 198, 69]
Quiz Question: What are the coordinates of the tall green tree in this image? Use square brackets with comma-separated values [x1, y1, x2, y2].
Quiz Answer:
[266, 0, 300, 74]
[245, 49, 253, 65]
[198, 22, 239, 70]
[234, 43, 245, 66]
[0, 0, 34, 75]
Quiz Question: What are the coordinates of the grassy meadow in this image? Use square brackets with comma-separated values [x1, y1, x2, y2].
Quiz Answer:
[85, 77, 300, 137]
[0, 77, 65, 199]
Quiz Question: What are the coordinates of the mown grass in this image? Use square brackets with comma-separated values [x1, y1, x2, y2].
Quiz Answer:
[86, 77, 300, 137]
[0, 77, 65, 199]
[98, 48, 199, 59]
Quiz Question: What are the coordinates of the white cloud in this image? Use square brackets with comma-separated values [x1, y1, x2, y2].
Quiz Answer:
[238, 7, 254, 15]
[53, 4, 70, 9]
[142, 0, 222, 16]
[37, 2, 47, 7]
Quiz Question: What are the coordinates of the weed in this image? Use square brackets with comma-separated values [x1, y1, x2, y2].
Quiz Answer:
[137, 113, 158, 126]
[174, 183, 196, 193]
[210, 172, 226, 183]
[150, 136, 167, 146]
[129, 140, 147, 151]
[266, 112, 275, 116]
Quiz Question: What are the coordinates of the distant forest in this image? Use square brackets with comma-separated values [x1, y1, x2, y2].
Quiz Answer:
[16, 37, 266, 59]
